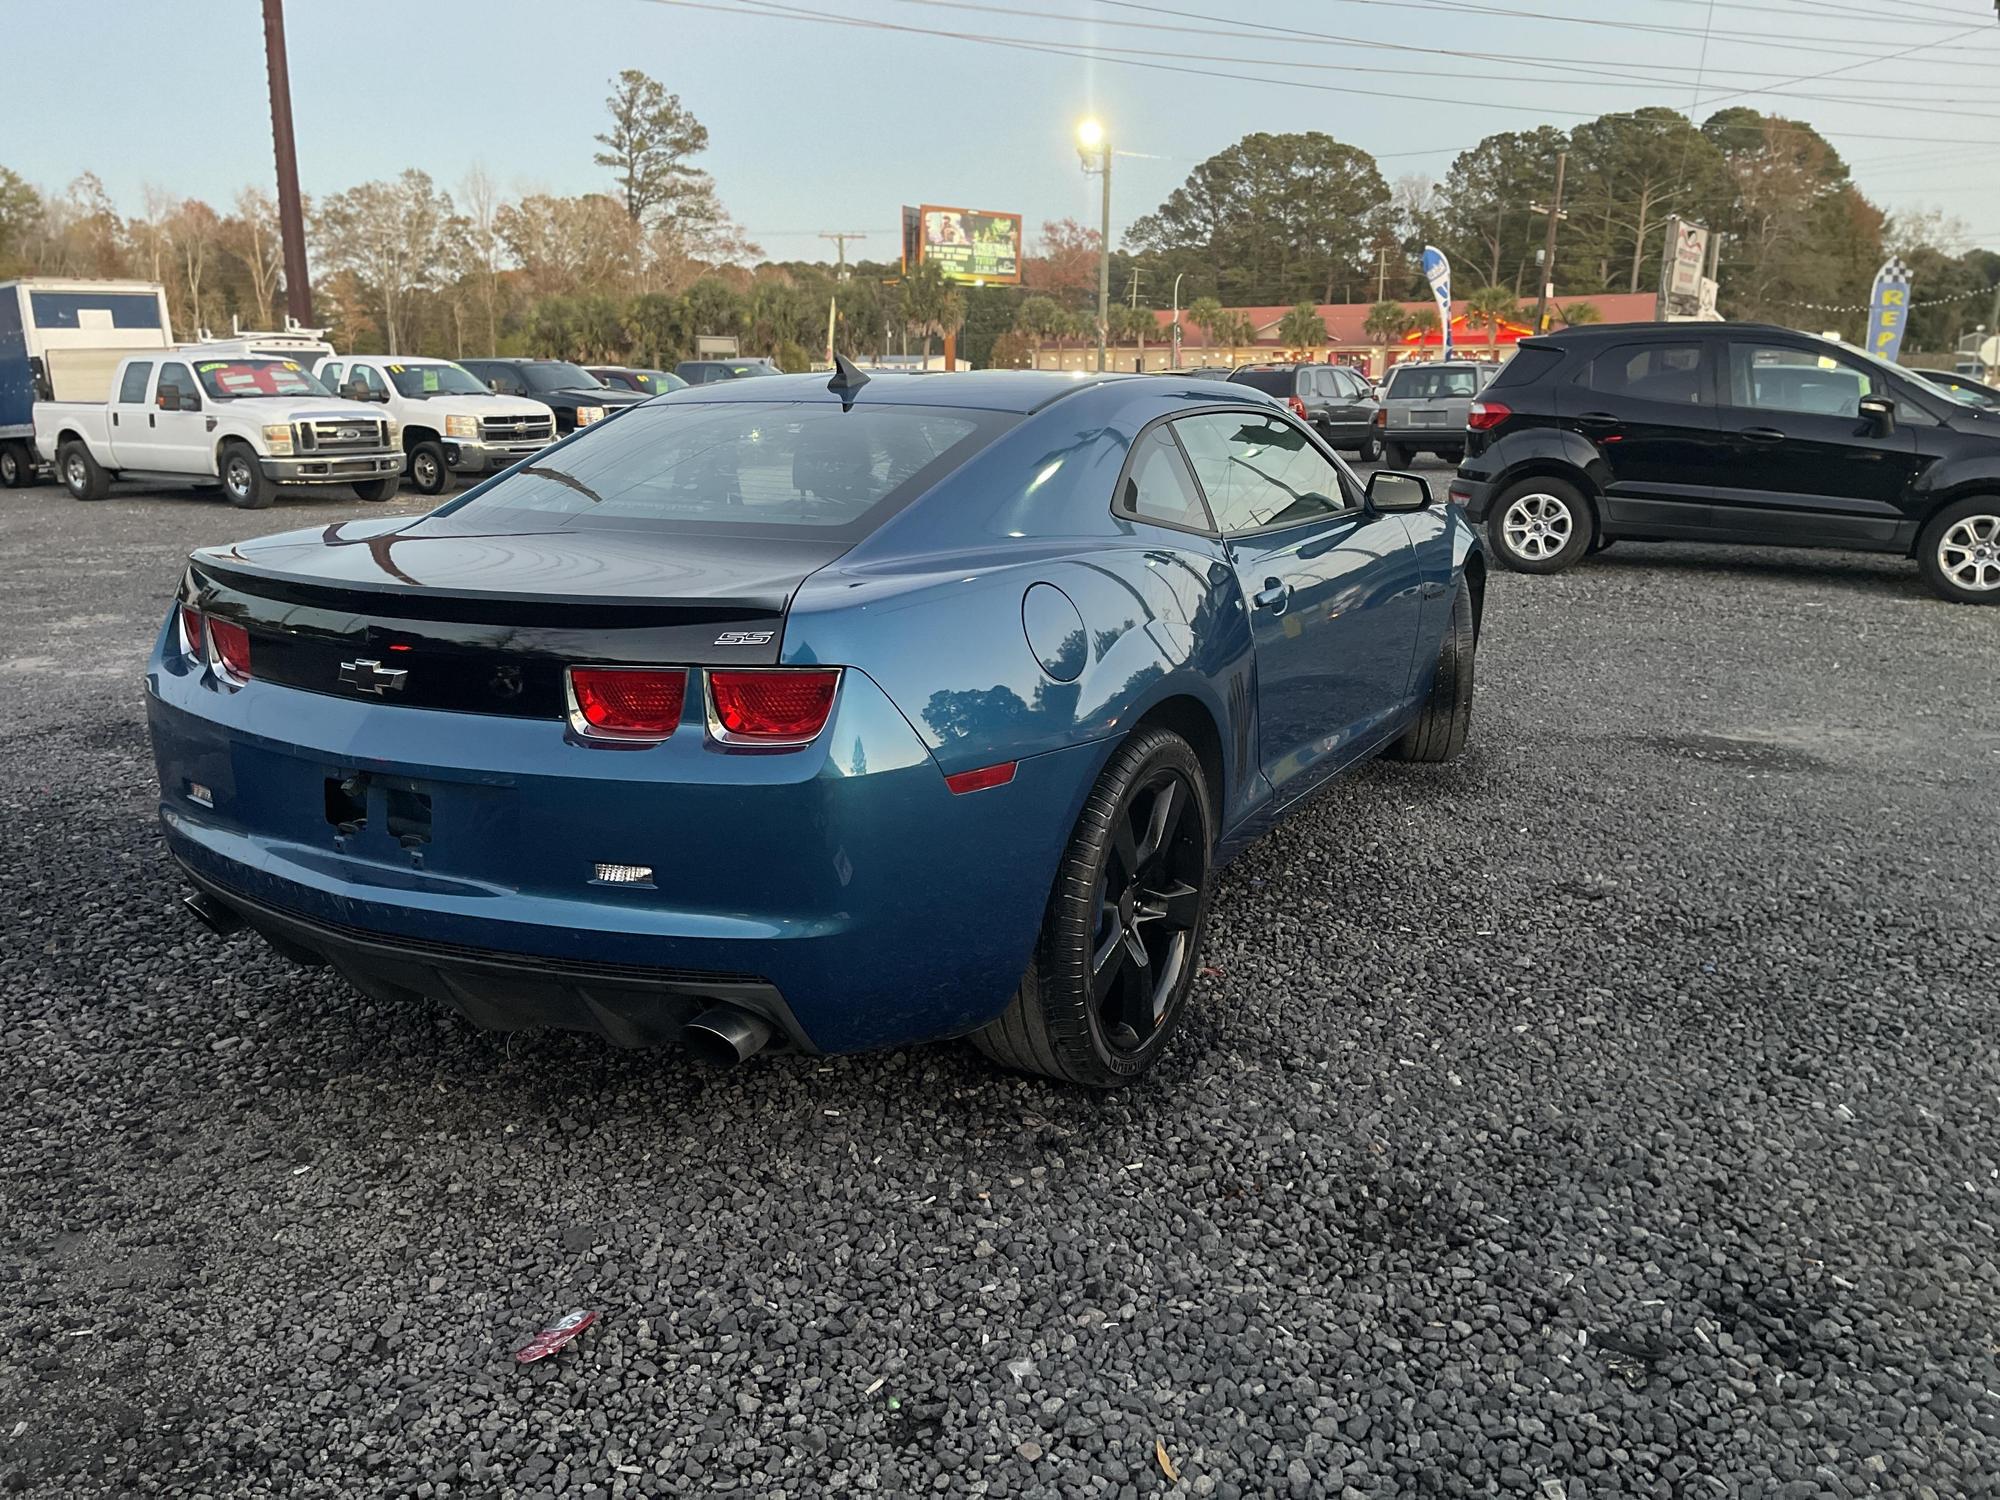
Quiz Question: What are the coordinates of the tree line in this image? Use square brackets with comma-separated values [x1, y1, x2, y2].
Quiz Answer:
[1, 84, 1992, 372]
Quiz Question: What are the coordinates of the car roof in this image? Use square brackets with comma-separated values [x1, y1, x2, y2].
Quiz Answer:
[658, 369, 1276, 414]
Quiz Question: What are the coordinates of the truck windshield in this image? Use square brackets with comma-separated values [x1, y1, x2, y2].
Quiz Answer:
[192, 359, 330, 400]
[523, 363, 604, 393]
[388, 363, 490, 398]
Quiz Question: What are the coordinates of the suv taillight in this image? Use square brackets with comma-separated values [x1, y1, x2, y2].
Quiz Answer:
[1372, 406, 1386, 427]
[1467, 399, 1511, 431]
[179, 604, 206, 661]
[1287, 394, 1309, 421]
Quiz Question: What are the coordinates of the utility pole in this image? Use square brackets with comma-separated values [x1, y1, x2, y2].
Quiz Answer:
[1531, 151, 1569, 333]
[1127, 270, 1146, 371]
[1376, 244, 1389, 302]
[261, 0, 313, 327]
[1077, 120, 1112, 373]
[818, 231, 869, 281]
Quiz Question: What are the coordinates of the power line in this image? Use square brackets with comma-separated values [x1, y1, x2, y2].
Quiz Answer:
[640, 0, 2000, 146]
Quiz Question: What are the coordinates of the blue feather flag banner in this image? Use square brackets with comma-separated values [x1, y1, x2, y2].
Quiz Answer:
[1868, 258, 1913, 364]
[1422, 246, 1452, 358]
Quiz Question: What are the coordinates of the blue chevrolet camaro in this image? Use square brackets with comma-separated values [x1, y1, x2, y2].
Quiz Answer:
[149, 365, 1485, 1086]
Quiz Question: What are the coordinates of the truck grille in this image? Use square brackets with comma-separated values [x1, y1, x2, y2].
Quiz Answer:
[479, 414, 554, 443]
[294, 418, 388, 453]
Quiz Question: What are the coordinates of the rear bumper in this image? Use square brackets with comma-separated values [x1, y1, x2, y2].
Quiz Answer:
[1448, 474, 1494, 519]
[262, 452, 402, 484]
[145, 631, 1101, 1054]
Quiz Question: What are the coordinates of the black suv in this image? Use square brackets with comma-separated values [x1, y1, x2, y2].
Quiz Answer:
[1226, 363, 1379, 460]
[675, 358, 781, 386]
[1451, 322, 2000, 603]
[459, 359, 647, 434]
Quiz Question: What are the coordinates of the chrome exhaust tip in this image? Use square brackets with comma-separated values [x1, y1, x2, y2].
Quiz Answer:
[681, 1005, 774, 1067]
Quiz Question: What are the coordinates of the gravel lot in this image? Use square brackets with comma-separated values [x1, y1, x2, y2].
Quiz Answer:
[2, 470, 1997, 1500]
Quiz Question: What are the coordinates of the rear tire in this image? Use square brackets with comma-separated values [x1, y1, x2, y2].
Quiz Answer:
[972, 728, 1214, 1087]
[1488, 475, 1593, 574]
[59, 441, 109, 501]
[406, 440, 449, 496]
[1381, 441, 1413, 469]
[352, 476, 399, 503]
[0, 442, 30, 488]
[1355, 434, 1381, 463]
[219, 443, 272, 509]
[1389, 578, 1476, 763]
[1916, 497, 2000, 604]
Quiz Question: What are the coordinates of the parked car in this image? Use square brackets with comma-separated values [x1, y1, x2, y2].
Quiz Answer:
[315, 354, 557, 495]
[458, 358, 646, 435]
[587, 365, 689, 396]
[1378, 359, 1500, 468]
[35, 351, 401, 508]
[151, 369, 1482, 1086]
[1228, 362, 1380, 460]
[674, 358, 781, 385]
[1450, 322, 2000, 603]
[1912, 367, 2000, 409]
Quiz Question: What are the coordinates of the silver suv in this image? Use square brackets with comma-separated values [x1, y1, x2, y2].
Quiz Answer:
[1379, 359, 1500, 467]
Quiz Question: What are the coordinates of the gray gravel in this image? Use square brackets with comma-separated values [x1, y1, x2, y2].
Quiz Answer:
[2, 475, 1997, 1499]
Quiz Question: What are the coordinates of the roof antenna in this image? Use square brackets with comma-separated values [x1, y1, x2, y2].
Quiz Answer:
[827, 352, 870, 409]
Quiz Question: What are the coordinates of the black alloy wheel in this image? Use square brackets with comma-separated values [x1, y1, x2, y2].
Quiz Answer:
[973, 727, 1214, 1087]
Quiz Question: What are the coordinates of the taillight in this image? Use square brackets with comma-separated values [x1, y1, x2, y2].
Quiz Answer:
[207, 617, 252, 683]
[567, 667, 687, 742]
[179, 604, 205, 661]
[1287, 394, 1309, 420]
[707, 669, 839, 746]
[945, 761, 1017, 795]
[1372, 407, 1386, 427]
[1467, 399, 1512, 431]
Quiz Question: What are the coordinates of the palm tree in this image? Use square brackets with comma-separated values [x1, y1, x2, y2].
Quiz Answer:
[1184, 296, 1225, 354]
[1277, 302, 1327, 355]
[1014, 294, 1069, 369]
[1464, 285, 1521, 356]
[1363, 300, 1412, 346]
[1554, 301, 1602, 328]
[900, 261, 965, 365]
[1408, 305, 1441, 353]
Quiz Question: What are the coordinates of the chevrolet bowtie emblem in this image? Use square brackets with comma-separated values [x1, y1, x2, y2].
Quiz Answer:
[339, 657, 408, 695]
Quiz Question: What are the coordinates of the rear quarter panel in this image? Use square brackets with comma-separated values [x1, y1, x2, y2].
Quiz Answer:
[32, 401, 115, 463]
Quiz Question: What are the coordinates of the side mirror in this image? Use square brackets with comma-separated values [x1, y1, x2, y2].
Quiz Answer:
[341, 381, 367, 402]
[157, 384, 181, 411]
[180, 388, 203, 412]
[1366, 470, 1432, 513]
[1859, 394, 1895, 436]
[487, 379, 503, 393]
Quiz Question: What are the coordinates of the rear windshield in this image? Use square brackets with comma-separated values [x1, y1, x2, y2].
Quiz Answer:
[1229, 369, 1295, 396]
[433, 401, 1011, 540]
[1488, 345, 1563, 390]
[1386, 365, 1480, 400]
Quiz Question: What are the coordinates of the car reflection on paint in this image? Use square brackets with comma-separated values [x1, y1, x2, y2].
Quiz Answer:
[148, 364, 1485, 1087]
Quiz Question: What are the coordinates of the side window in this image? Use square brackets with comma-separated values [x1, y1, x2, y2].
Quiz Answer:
[1728, 343, 1874, 418]
[155, 361, 193, 407]
[117, 362, 154, 404]
[1116, 425, 1211, 531]
[1173, 412, 1350, 534]
[1588, 343, 1707, 405]
[349, 364, 387, 399]
[320, 362, 343, 390]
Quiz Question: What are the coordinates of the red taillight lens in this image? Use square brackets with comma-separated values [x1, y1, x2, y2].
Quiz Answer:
[1287, 394, 1309, 420]
[1467, 399, 1512, 431]
[179, 605, 205, 660]
[708, 669, 839, 744]
[1372, 406, 1386, 427]
[207, 617, 251, 682]
[569, 667, 687, 740]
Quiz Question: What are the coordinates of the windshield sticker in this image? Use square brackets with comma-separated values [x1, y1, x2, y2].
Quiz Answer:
[422, 369, 440, 391]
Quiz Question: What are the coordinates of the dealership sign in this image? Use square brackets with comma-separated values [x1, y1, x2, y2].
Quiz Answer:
[1868, 257, 1913, 364]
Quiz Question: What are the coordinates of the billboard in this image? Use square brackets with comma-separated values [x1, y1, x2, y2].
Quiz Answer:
[911, 205, 1022, 284]
[1658, 216, 1711, 319]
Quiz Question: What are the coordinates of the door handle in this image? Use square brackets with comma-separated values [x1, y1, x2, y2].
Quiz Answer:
[1253, 578, 1292, 612]
[1737, 427, 1786, 443]
[149, 413, 157, 428]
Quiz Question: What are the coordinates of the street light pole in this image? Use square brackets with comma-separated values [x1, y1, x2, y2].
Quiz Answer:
[1078, 118, 1112, 373]
[1171, 271, 1185, 365]
[1531, 151, 1568, 334]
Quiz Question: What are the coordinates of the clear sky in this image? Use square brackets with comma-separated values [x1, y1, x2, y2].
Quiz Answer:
[10, 0, 2000, 261]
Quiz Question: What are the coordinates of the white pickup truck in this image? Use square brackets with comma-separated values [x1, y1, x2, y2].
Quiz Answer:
[33, 351, 403, 509]
[314, 354, 557, 495]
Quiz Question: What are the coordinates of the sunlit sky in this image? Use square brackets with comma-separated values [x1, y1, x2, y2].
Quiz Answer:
[12, 0, 2000, 262]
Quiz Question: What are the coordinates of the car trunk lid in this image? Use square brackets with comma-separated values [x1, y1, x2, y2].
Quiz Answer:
[187, 519, 843, 719]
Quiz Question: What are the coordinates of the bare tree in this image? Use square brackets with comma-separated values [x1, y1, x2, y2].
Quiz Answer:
[458, 165, 505, 356]
[227, 187, 284, 328]
[313, 171, 455, 354]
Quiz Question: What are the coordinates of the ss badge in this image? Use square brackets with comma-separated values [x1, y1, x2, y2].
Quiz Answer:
[714, 630, 775, 646]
